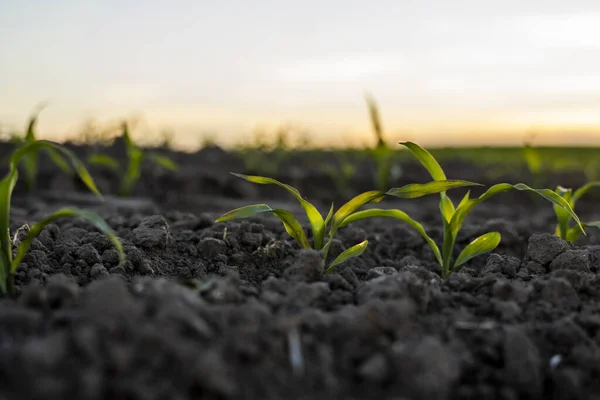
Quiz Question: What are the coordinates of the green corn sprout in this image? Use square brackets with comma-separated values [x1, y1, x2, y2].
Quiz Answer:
[1, 140, 125, 296]
[215, 173, 478, 273]
[553, 183, 600, 243]
[10, 104, 73, 192]
[365, 94, 403, 191]
[88, 122, 178, 196]
[340, 142, 585, 278]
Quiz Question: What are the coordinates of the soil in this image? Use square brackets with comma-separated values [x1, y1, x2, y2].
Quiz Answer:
[1, 139, 600, 400]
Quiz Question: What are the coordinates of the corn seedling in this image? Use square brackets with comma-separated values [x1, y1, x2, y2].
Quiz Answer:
[10, 104, 73, 192]
[0, 140, 125, 296]
[88, 122, 178, 196]
[365, 95, 403, 191]
[553, 183, 600, 243]
[340, 142, 585, 278]
[215, 173, 478, 273]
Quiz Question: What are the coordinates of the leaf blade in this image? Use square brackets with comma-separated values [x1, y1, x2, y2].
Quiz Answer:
[399, 141, 447, 181]
[231, 173, 326, 248]
[453, 232, 501, 270]
[215, 204, 274, 222]
[272, 209, 311, 249]
[331, 190, 386, 231]
[386, 179, 481, 199]
[325, 240, 368, 273]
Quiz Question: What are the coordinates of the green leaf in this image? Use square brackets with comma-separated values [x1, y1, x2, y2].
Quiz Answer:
[325, 240, 368, 273]
[453, 232, 501, 270]
[523, 144, 542, 174]
[439, 194, 455, 224]
[149, 154, 178, 171]
[450, 183, 586, 246]
[0, 177, 14, 293]
[25, 102, 47, 142]
[215, 204, 274, 222]
[399, 141, 447, 181]
[572, 181, 600, 205]
[339, 208, 443, 266]
[386, 179, 481, 199]
[12, 208, 125, 275]
[565, 226, 585, 243]
[331, 190, 386, 231]
[10, 140, 101, 197]
[324, 203, 334, 227]
[46, 147, 73, 175]
[272, 209, 311, 249]
[231, 173, 326, 248]
[88, 154, 121, 170]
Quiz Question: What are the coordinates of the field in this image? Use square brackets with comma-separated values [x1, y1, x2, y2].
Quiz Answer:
[2, 134, 600, 400]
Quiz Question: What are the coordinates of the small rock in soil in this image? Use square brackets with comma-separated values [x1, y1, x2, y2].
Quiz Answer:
[549, 249, 591, 273]
[482, 253, 521, 277]
[526, 233, 570, 266]
[198, 238, 228, 259]
[76, 243, 102, 266]
[89, 264, 110, 280]
[131, 215, 171, 250]
[283, 249, 324, 282]
[540, 277, 580, 308]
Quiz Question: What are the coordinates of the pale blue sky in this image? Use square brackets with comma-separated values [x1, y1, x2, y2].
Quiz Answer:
[2, 1, 600, 148]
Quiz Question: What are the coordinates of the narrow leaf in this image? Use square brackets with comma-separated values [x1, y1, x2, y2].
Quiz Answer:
[272, 209, 311, 248]
[149, 154, 178, 171]
[572, 182, 600, 205]
[331, 190, 386, 230]
[46, 147, 73, 175]
[325, 240, 368, 273]
[339, 208, 443, 266]
[12, 208, 125, 274]
[386, 179, 481, 199]
[9, 140, 101, 196]
[439, 194, 455, 224]
[453, 232, 501, 270]
[88, 154, 120, 170]
[399, 141, 447, 181]
[523, 144, 542, 174]
[215, 204, 274, 222]
[230, 173, 325, 247]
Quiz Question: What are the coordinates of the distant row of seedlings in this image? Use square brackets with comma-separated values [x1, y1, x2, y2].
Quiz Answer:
[15, 108, 178, 197]
[217, 142, 590, 278]
[0, 108, 181, 297]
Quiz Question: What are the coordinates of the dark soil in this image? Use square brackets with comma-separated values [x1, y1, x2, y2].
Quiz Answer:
[2, 140, 600, 400]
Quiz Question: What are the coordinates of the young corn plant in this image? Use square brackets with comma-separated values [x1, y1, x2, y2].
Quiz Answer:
[365, 95, 403, 191]
[215, 173, 478, 273]
[10, 104, 73, 192]
[339, 142, 585, 278]
[553, 183, 600, 243]
[88, 122, 178, 196]
[1, 140, 125, 296]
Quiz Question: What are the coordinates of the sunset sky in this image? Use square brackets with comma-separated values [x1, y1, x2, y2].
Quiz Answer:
[2, 1, 600, 149]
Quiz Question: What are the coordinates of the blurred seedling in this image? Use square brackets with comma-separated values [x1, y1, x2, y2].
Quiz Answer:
[365, 94, 403, 191]
[0, 140, 125, 297]
[9, 104, 73, 192]
[88, 122, 178, 197]
[553, 183, 600, 243]
[215, 173, 477, 273]
[342, 142, 584, 278]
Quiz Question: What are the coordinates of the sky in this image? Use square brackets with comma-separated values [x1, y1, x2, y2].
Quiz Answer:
[2, 0, 600, 149]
